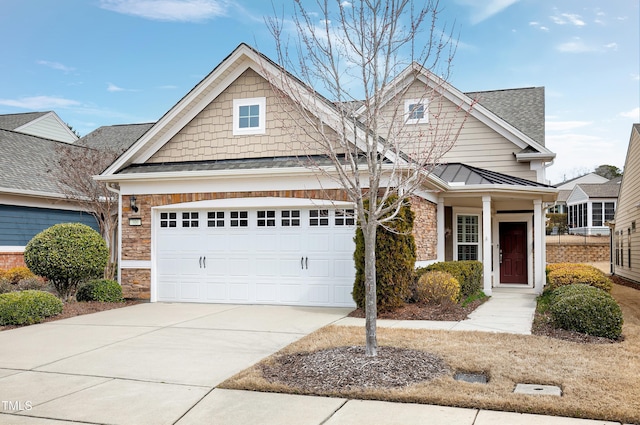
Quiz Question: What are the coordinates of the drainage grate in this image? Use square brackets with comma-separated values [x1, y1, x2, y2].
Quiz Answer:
[514, 383, 562, 396]
[454, 372, 488, 384]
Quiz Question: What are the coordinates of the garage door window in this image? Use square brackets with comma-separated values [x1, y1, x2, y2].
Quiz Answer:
[160, 212, 177, 228]
[207, 211, 225, 227]
[310, 209, 329, 226]
[335, 209, 355, 226]
[257, 210, 276, 227]
[230, 211, 248, 227]
[182, 212, 199, 227]
[281, 210, 300, 226]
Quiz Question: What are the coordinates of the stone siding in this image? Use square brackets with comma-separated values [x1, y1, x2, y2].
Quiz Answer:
[410, 196, 437, 261]
[120, 268, 151, 299]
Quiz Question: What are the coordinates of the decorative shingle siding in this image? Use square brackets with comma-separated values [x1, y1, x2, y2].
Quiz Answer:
[148, 68, 330, 163]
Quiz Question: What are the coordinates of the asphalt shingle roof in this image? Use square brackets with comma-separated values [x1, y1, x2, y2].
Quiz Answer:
[465, 87, 545, 146]
[76, 123, 154, 154]
[0, 128, 88, 195]
[0, 112, 49, 131]
[577, 183, 620, 198]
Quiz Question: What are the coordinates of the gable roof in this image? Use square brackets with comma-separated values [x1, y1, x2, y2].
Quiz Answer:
[554, 172, 610, 189]
[77, 123, 154, 155]
[465, 87, 545, 146]
[0, 128, 89, 198]
[0, 112, 50, 130]
[576, 182, 620, 198]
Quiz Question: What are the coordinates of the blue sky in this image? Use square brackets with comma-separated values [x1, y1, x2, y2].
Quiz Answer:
[0, 0, 638, 184]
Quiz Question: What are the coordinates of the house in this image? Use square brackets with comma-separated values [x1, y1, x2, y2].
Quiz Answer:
[97, 43, 557, 305]
[612, 124, 640, 283]
[550, 172, 611, 214]
[0, 122, 151, 269]
[0, 111, 79, 143]
[566, 179, 620, 235]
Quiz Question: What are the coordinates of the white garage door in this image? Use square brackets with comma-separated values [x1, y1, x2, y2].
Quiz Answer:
[154, 203, 356, 307]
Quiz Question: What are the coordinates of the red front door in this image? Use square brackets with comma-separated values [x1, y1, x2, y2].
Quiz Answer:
[499, 222, 528, 284]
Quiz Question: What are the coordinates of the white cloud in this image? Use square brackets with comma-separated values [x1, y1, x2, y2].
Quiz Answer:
[620, 107, 640, 120]
[604, 42, 618, 51]
[158, 84, 178, 89]
[550, 13, 586, 26]
[556, 38, 596, 53]
[529, 21, 549, 31]
[37, 60, 75, 72]
[99, 0, 227, 22]
[546, 121, 591, 131]
[107, 83, 125, 92]
[340, 1, 352, 8]
[0, 96, 81, 109]
[631, 73, 640, 81]
[454, 0, 520, 24]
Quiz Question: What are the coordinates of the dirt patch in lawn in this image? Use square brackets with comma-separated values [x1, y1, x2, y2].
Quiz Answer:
[0, 299, 144, 331]
[221, 283, 640, 424]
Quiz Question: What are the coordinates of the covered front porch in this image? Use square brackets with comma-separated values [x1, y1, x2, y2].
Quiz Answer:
[428, 164, 558, 295]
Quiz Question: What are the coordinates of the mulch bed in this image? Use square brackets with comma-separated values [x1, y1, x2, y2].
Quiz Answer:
[261, 346, 450, 391]
[0, 299, 144, 331]
[347, 298, 485, 321]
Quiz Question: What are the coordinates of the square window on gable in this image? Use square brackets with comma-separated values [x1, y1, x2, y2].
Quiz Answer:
[405, 98, 428, 124]
[233, 97, 266, 135]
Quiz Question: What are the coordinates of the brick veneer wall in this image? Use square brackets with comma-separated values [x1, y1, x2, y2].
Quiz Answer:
[0, 253, 26, 269]
[121, 190, 438, 299]
[546, 243, 610, 264]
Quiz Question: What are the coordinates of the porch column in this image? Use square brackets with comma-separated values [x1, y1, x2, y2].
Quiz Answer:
[437, 197, 445, 261]
[534, 199, 544, 294]
[482, 195, 492, 296]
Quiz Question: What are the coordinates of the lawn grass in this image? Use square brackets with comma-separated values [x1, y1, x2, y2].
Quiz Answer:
[220, 284, 640, 424]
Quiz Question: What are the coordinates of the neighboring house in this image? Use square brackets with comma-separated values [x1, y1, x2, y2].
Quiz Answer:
[566, 179, 620, 236]
[0, 111, 79, 143]
[613, 124, 640, 283]
[550, 172, 610, 214]
[97, 43, 557, 305]
[0, 122, 151, 269]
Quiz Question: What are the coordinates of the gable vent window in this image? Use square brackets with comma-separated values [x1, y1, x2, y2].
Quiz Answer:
[405, 98, 429, 124]
[233, 97, 266, 135]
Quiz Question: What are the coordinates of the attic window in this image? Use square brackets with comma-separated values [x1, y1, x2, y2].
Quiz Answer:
[405, 99, 428, 124]
[233, 97, 266, 135]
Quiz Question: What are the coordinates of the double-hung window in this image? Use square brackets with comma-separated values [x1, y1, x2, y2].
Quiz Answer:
[233, 97, 266, 135]
[456, 214, 479, 260]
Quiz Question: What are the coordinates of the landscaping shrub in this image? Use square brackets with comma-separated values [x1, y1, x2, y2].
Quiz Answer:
[0, 279, 12, 294]
[415, 271, 460, 304]
[16, 277, 48, 291]
[546, 263, 612, 292]
[549, 284, 623, 339]
[3, 266, 36, 284]
[76, 279, 123, 303]
[0, 290, 63, 325]
[420, 260, 483, 298]
[24, 223, 108, 300]
[353, 197, 416, 312]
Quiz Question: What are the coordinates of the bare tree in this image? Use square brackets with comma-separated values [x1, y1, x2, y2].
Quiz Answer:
[265, 0, 471, 356]
[55, 144, 119, 280]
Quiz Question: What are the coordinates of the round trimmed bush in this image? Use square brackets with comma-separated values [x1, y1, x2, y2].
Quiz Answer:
[421, 261, 483, 298]
[76, 279, 123, 303]
[549, 284, 623, 339]
[3, 266, 36, 284]
[0, 290, 63, 325]
[24, 223, 108, 300]
[415, 271, 460, 304]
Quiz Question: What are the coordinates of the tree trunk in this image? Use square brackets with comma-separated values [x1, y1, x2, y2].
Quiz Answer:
[363, 222, 378, 357]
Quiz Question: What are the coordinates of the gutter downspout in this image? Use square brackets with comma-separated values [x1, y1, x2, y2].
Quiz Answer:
[106, 183, 122, 286]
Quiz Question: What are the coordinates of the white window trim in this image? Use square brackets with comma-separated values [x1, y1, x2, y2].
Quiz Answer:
[404, 98, 429, 124]
[454, 210, 482, 261]
[233, 97, 266, 135]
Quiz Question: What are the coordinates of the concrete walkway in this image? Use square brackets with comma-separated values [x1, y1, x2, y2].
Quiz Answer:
[0, 299, 628, 425]
[334, 287, 538, 334]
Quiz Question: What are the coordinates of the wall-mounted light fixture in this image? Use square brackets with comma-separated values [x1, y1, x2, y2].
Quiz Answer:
[130, 196, 139, 213]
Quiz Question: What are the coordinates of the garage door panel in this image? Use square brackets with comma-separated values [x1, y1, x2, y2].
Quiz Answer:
[155, 205, 356, 307]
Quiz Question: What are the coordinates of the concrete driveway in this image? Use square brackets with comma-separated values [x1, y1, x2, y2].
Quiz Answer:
[0, 303, 351, 425]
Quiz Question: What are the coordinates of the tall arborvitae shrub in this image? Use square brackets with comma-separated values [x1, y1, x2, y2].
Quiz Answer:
[353, 197, 416, 311]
